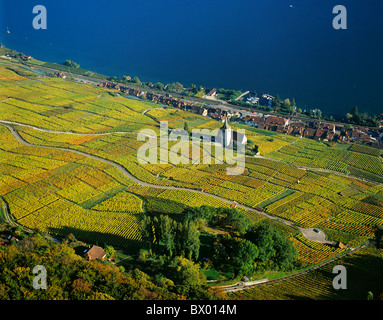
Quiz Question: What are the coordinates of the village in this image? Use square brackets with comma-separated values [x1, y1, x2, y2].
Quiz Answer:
[96, 80, 383, 148]
[3, 45, 382, 149]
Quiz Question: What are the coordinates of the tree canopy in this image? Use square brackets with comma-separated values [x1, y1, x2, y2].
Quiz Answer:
[183, 205, 251, 234]
[63, 60, 80, 68]
[139, 214, 200, 260]
[245, 224, 298, 271]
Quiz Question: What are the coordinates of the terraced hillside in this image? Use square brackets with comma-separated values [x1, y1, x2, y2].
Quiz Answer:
[1, 58, 383, 268]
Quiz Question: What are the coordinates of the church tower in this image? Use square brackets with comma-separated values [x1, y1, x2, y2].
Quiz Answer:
[219, 115, 232, 147]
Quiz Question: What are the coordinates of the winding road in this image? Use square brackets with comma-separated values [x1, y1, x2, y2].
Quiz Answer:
[0, 121, 337, 244]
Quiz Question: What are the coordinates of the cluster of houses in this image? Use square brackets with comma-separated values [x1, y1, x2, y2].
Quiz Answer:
[242, 114, 379, 144]
[97, 81, 382, 146]
[53, 72, 67, 79]
[98, 81, 241, 120]
[3, 52, 32, 61]
[99, 81, 196, 109]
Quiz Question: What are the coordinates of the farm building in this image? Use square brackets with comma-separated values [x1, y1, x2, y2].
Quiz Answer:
[83, 245, 107, 261]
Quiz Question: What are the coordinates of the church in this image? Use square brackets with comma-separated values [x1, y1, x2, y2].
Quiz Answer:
[215, 115, 247, 148]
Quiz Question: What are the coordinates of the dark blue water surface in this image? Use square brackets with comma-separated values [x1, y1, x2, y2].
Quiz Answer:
[1, 0, 382, 116]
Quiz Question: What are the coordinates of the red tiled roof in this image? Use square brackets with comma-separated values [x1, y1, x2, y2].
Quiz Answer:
[265, 116, 288, 126]
[84, 246, 106, 260]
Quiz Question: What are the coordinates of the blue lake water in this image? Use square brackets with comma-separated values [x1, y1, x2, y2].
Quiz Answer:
[1, 0, 382, 116]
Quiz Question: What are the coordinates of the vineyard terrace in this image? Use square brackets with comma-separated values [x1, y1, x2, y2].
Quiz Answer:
[136, 121, 246, 175]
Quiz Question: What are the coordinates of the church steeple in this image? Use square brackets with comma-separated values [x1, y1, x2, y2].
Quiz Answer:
[221, 114, 231, 130]
[216, 113, 247, 148]
[219, 114, 232, 147]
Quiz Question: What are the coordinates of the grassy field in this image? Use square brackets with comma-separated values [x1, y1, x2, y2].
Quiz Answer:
[1, 58, 383, 269]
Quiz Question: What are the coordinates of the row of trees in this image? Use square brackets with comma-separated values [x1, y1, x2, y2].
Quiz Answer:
[344, 106, 380, 127]
[272, 94, 297, 115]
[140, 215, 200, 260]
[139, 206, 299, 279]
[275, 96, 380, 127]
[108, 75, 196, 95]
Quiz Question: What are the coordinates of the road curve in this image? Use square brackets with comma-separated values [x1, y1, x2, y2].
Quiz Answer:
[1, 123, 331, 243]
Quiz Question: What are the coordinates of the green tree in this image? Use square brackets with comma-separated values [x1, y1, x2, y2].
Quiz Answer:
[104, 245, 115, 259]
[245, 224, 298, 271]
[246, 225, 276, 267]
[225, 209, 251, 234]
[175, 221, 200, 260]
[283, 98, 291, 106]
[131, 76, 141, 85]
[167, 82, 184, 92]
[139, 216, 155, 249]
[183, 205, 214, 222]
[367, 291, 374, 300]
[231, 239, 259, 275]
[213, 236, 259, 276]
[168, 256, 206, 295]
[190, 83, 197, 94]
[351, 105, 359, 117]
[63, 60, 80, 68]
[213, 208, 251, 234]
[184, 122, 191, 136]
[273, 94, 281, 109]
[157, 215, 176, 256]
[350, 106, 361, 124]
[309, 109, 314, 118]
[155, 82, 165, 91]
